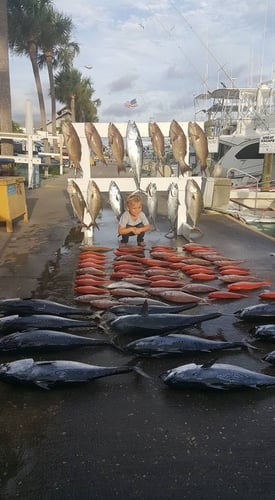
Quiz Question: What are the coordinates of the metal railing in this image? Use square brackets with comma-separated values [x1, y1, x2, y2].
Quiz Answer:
[227, 168, 259, 212]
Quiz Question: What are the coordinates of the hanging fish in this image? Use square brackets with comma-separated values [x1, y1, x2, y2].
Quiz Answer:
[148, 121, 165, 175]
[188, 121, 209, 174]
[185, 179, 204, 232]
[108, 122, 125, 174]
[85, 122, 107, 165]
[67, 179, 87, 225]
[86, 180, 103, 230]
[166, 182, 179, 238]
[108, 180, 124, 220]
[146, 182, 158, 230]
[62, 121, 82, 176]
[169, 120, 190, 175]
[126, 120, 143, 190]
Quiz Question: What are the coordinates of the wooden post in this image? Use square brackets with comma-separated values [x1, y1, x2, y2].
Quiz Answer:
[261, 153, 273, 191]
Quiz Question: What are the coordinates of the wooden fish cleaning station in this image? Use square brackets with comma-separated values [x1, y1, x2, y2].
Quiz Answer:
[69, 122, 232, 243]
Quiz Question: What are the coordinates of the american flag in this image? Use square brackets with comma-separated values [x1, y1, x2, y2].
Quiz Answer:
[124, 98, 138, 108]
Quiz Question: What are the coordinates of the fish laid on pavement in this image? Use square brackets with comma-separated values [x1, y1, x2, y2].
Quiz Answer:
[228, 280, 272, 291]
[254, 324, 275, 340]
[0, 330, 109, 354]
[126, 334, 253, 357]
[67, 179, 87, 224]
[169, 120, 190, 175]
[109, 303, 198, 315]
[166, 182, 179, 238]
[185, 179, 204, 231]
[159, 359, 275, 390]
[62, 121, 82, 175]
[263, 351, 275, 364]
[110, 311, 221, 336]
[148, 121, 165, 175]
[234, 303, 275, 322]
[86, 180, 103, 230]
[109, 180, 124, 220]
[126, 120, 143, 190]
[146, 182, 158, 230]
[0, 358, 139, 390]
[188, 121, 208, 174]
[0, 315, 95, 335]
[85, 122, 106, 165]
[108, 122, 125, 174]
[0, 298, 92, 317]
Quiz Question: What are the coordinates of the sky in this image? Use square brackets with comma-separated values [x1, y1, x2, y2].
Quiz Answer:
[8, 0, 275, 127]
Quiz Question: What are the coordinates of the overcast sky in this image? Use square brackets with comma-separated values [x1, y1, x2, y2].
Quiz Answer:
[8, 0, 275, 126]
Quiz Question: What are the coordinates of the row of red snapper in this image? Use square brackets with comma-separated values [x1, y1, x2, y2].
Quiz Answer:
[73, 243, 275, 309]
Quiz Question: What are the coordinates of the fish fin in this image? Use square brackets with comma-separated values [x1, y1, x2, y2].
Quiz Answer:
[201, 358, 218, 368]
[35, 380, 51, 390]
[141, 300, 149, 316]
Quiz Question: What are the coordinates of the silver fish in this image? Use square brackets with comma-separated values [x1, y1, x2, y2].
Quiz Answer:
[0, 298, 92, 317]
[67, 179, 87, 224]
[254, 324, 275, 340]
[126, 334, 252, 357]
[185, 178, 204, 231]
[159, 359, 275, 390]
[0, 315, 95, 335]
[235, 304, 275, 322]
[263, 351, 275, 364]
[86, 180, 103, 230]
[0, 330, 109, 353]
[146, 182, 158, 230]
[126, 120, 143, 190]
[166, 182, 179, 238]
[62, 121, 82, 176]
[0, 358, 137, 390]
[109, 180, 124, 220]
[110, 311, 221, 336]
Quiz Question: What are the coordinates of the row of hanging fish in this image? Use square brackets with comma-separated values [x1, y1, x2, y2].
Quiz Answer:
[62, 119, 208, 179]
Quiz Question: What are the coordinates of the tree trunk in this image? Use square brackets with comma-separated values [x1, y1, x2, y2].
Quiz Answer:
[0, 0, 13, 156]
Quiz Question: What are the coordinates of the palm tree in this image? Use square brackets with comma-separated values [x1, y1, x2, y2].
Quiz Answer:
[7, 0, 52, 131]
[38, 6, 79, 136]
[54, 68, 100, 123]
[0, 0, 13, 155]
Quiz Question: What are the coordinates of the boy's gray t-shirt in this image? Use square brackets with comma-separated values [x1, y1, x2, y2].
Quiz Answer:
[119, 210, 149, 227]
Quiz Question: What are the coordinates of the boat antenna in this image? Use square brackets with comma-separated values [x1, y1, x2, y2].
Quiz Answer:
[168, 0, 236, 88]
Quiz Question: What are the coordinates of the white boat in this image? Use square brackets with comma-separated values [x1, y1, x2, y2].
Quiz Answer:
[193, 82, 275, 186]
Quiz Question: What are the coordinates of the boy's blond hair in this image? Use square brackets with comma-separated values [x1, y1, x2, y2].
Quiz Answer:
[126, 193, 142, 206]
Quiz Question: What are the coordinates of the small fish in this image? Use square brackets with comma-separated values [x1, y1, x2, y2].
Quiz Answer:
[148, 121, 165, 175]
[259, 291, 275, 300]
[74, 286, 109, 295]
[182, 283, 220, 294]
[185, 179, 204, 231]
[208, 291, 249, 300]
[0, 358, 139, 390]
[62, 121, 82, 175]
[188, 121, 208, 174]
[153, 290, 203, 304]
[159, 359, 275, 390]
[146, 182, 158, 230]
[126, 120, 143, 190]
[86, 180, 103, 230]
[219, 275, 258, 283]
[169, 120, 190, 175]
[67, 179, 87, 224]
[166, 182, 179, 238]
[85, 122, 106, 164]
[228, 280, 272, 291]
[108, 122, 125, 174]
[109, 180, 124, 220]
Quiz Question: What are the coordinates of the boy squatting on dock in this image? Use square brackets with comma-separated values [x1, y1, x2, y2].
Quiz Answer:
[118, 193, 151, 246]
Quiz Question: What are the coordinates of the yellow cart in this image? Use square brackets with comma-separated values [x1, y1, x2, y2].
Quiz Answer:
[0, 177, 28, 232]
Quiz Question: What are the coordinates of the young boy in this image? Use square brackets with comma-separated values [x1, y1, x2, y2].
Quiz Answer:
[118, 193, 151, 246]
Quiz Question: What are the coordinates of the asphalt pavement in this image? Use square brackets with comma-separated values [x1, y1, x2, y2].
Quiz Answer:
[1, 169, 275, 500]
